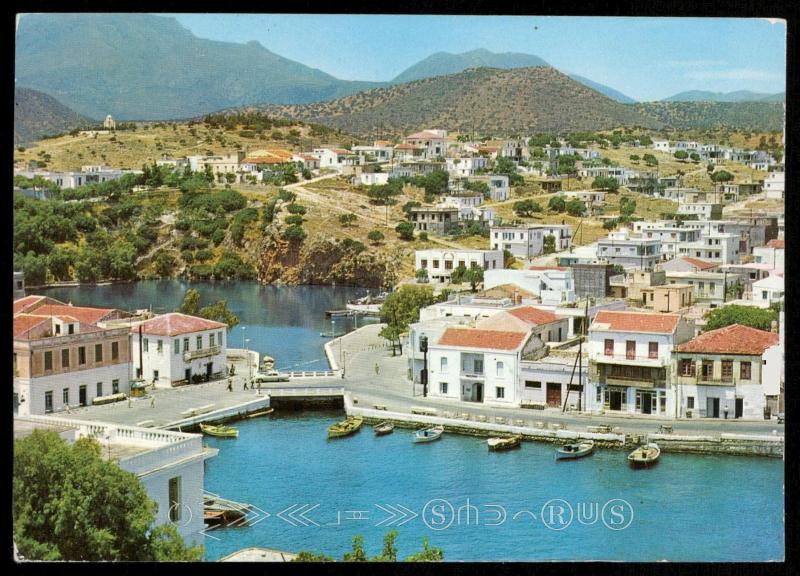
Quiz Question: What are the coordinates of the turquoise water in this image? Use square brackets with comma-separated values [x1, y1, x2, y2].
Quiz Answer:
[202, 411, 784, 562]
[40, 280, 377, 372]
[40, 282, 785, 561]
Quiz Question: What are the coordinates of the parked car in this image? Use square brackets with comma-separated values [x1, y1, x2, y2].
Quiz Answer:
[777, 413, 784, 424]
[253, 370, 290, 383]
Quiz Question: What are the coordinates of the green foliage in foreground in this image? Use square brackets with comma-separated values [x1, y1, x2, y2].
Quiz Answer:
[294, 530, 443, 562]
[177, 288, 240, 331]
[13, 430, 202, 561]
[379, 285, 440, 351]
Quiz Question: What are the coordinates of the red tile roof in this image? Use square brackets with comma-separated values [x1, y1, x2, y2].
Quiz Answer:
[406, 131, 443, 140]
[675, 324, 778, 355]
[438, 328, 527, 351]
[591, 311, 681, 334]
[136, 313, 227, 337]
[508, 306, 561, 326]
[681, 257, 717, 271]
[528, 265, 568, 272]
[13, 314, 51, 338]
[13, 295, 49, 315]
[394, 143, 423, 150]
[32, 304, 117, 326]
[766, 239, 785, 249]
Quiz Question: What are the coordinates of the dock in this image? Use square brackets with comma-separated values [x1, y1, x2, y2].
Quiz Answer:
[325, 308, 380, 318]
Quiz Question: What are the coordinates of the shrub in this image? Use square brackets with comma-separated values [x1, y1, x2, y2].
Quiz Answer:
[395, 221, 415, 241]
[367, 230, 385, 244]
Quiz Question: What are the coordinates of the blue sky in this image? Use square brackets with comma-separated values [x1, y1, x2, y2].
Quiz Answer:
[171, 15, 786, 101]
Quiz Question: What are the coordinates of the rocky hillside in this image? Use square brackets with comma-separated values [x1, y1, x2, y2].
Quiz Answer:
[258, 67, 661, 136]
[14, 87, 93, 145]
[634, 100, 785, 131]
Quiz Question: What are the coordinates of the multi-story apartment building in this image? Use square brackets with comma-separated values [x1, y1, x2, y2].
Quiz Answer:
[677, 232, 740, 264]
[673, 324, 781, 419]
[596, 229, 662, 270]
[586, 310, 695, 417]
[490, 224, 572, 260]
[409, 206, 460, 235]
[13, 297, 132, 416]
[131, 313, 228, 387]
[414, 249, 504, 283]
[664, 271, 740, 307]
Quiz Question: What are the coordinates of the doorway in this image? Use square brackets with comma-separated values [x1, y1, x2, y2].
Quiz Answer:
[79, 385, 87, 407]
[707, 397, 720, 418]
[546, 383, 561, 407]
[609, 389, 623, 411]
[641, 392, 653, 414]
[475, 383, 483, 403]
[206, 362, 213, 380]
[735, 397, 743, 419]
[185, 368, 191, 383]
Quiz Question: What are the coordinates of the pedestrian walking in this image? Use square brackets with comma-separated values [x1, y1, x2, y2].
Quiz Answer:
[244, 379, 249, 390]
[150, 396, 155, 408]
[227, 378, 233, 392]
[375, 363, 380, 375]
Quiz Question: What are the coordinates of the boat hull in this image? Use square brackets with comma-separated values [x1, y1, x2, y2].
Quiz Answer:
[200, 423, 239, 438]
[627, 443, 661, 468]
[556, 441, 595, 460]
[413, 426, 443, 443]
[328, 417, 363, 439]
[373, 423, 395, 436]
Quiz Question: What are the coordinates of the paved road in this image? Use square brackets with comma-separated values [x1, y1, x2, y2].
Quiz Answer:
[334, 325, 785, 438]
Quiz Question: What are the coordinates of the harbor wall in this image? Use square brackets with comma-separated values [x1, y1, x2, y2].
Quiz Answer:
[648, 432, 784, 458]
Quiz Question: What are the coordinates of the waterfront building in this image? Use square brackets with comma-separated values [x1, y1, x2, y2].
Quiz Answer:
[426, 326, 543, 407]
[596, 229, 662, 270]
[673, 324, 781, 419]
[483, 267, 576, 306]
[14, 414, 214, 548]
[586, 310, 695, 417]
[131, 313, 228, 387]
[476, 305, 570, 344]
[13, 297, 132, 416]
[414, 249, 504, 283]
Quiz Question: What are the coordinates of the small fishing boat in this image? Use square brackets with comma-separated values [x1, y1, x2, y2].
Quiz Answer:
[346, 292, 388, 314]
[200, 423, 239, 438]
[413, 425, 444, 443]
[203, 510, 227, 526]
[245, 407, 275, 419]
[487, 435, 522, 452]
[556, 439, 595, 460]
[627, 442, 661, 468]
[373, 422, 395, 436]
[328, 416, 363, 438]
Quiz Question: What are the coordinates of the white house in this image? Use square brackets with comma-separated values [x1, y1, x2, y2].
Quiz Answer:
[446, 156, 488, 177]
[763, 169, 784, 199]
[596, 229, 662, 270]
[586, 310, 695, 417]
[753, 240, 784, 269]
[677, 202, 723, 220]
[676, 232, 740, 264]
[403, 129, 448, 160]
[476, 306, 570, 344]
[483, 267, 576, 306]
[751, 274, 784, 305]
[356, 172, 390, 186]
[636, 226, 702, 260]
[426, 327, 540, 407]
[14, 414, 213, 548]
[652, 140, 670, 153]
[312, 147, 352, 171]
[132, 313, 228, 387]
[673, 324, 781, 419]
[415, 249, 504, 283]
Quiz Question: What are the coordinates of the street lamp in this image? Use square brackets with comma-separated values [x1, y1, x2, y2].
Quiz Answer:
[240, 325, 246, 349]
[245, 338, 252, 384]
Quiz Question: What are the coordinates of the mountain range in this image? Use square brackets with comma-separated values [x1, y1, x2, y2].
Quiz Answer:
[662, 90, 785, 103]
[14, 87, 93, 145]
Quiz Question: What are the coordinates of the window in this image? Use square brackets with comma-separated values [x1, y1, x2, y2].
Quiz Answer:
[174, 339, 180, 354]
[648, 342, 658, 359]
[496, 361, 505, 377]
[44, 351, 53, 371]
[61, 348, 70, 368]
[473, 359, 484, 374]
[157, 339, 163, 354]
[68, 324, 75, 335]
[433, 259, 440, 269]
[153, 370, 159, 382]
[440, 357, 448, 372]
[740, 361, 752, 380]
[604, 339, 614, 356]
[63, 388, 69, 406]
[79, 385, 87, 407]
[55, 324, 61, 335]
[97, 382, 103, 397]
[196, 336, 203, 350]
[45, 391, 53, 413]
[444, 260, 453, 270]
[111, 341, 119, 360]
[210, 333, 215, 347]
[687, 396, 695, 409]
[112, 379, 119, 394]
[626, 340, 636, 360]
[440, 382, 448, 395]
[525, 381, 541, 389]
[218, 332, 223, 347]
[168, 477, 182, 522]
[721, 360, 733, 382]
[679, 359, 696, 377]
[143, 338, 150, 352]
[701, 360, 714, 379]
[95, 343, 103, 362]
[496, 386, 505, 399]
[78, 346, 86, 365]
[183, 338, 189, 353]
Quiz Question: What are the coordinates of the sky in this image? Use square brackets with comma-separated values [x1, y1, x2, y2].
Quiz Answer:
[171, 15, 787, 101]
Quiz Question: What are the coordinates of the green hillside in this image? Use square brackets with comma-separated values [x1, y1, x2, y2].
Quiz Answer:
[635, 100, 784, 131]
[14, 87, 93, 145]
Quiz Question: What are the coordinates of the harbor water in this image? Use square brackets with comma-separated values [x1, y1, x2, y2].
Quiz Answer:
[40, 281, 784, 561]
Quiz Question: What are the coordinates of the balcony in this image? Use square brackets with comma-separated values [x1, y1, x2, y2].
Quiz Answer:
[460, 370, 485, 379]
[183, 345, 221, 362]
[604, 375, 667, 388]
[595, 353, 666, 367]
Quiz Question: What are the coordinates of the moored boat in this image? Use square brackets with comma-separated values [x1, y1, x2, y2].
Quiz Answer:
[487, 435, 522, 452]
[373, 422, 395, 436]
[246, 408, 275, 419]
[200, 423, 239, 438]
[413, 425, 444, 443]
[328, 416, 363, 438]
[627, 442, 661, 468]
[556, 439, 595, 460]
